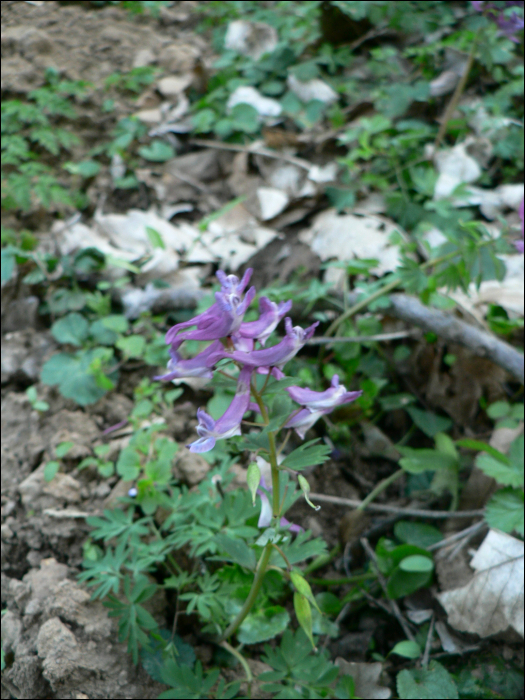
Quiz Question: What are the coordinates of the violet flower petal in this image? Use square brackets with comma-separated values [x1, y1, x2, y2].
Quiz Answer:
[284, 408, 325, 440]
[237, 298, 292, 345]
[154, 340, 222, 381]
[207, 319, 319, 370]
[187, 367, 253, 453]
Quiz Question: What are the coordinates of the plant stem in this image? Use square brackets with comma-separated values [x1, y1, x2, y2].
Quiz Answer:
[219, 542, 273, 642]
[433, 27, 482, 151]
[357, 469, 404, 511]
[220, 641, 253, 686]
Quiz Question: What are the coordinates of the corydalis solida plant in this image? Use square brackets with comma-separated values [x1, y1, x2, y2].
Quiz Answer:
[156, 268, 362, 642]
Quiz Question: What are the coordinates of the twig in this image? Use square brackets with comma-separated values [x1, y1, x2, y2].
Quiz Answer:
[341, 290, 524, 384]
[190, 137, 313, 171]
[361, 537, 417, 642]
[308, 493, 484, 518]
[307, 330, 418, 345]
[427, 520, 487, 552]
[422, 614, 435, 668]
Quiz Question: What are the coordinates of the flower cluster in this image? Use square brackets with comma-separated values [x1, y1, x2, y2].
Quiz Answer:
[471, 1, 524, 42]
[156, 268, 362, 454]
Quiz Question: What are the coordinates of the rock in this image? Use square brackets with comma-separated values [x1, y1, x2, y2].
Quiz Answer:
[133, 47, 156, 68]
[2, 296, 39, 332]
[49, 410, 99, 460]
[157, 74, 192, 98]
[174, 448, 210, 486]
[24, 558, 69, 611]
[1, 330, 57, 385]
[42, 473, 81, 504]
[158, 42, 200, 73]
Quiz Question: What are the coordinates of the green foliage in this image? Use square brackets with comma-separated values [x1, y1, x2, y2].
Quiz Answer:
[397, 660, 458, 699]
[1, 68, 89, 212]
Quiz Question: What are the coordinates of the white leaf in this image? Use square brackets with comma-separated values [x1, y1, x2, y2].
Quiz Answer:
[287, 74, 338, 104]
[224, 20, 278, 60]
[227, 86, 282, 117]
[436, 529, 524, 638]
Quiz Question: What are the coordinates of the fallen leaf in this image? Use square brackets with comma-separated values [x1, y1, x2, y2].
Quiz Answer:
[227, 86, 282, 118]
[336, 659, 391, 699]
[299, 208, 403, 276]
[436, 529, 524, 638]
[287, 74, 338, 104]
[257, 187, 289, 220]
[224, 20, 278, 60]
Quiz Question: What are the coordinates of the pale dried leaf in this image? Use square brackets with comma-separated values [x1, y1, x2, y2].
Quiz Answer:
[436, 529, 524, 638]
[287, 74, 338, 104]
[227, 86, 282, 117]
[224, 20, 278, 60]
[157, 74, 192, 98]
[336, 659, 391, 699]
[299, 208, 403, 276]
[433, 141, 482, 199]
[257, 187, 289, 220]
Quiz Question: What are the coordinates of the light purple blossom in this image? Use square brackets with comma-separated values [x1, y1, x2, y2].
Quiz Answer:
[165, 269, 255, 350]
[187, 366, 253, 453]
[257, 472, 302, 533]
[471, 1, 524, 41]
[206, 317, 319, 371]
[284, 375, 362, 439]
[235, 297, 293, 347]
[153, 340, 223, 381]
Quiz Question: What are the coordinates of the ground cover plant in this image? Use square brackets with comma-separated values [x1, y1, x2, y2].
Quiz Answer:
[1, 1, 524, 699]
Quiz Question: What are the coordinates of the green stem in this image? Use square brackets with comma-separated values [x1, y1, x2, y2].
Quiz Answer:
[309, 572, 376, 586]
[219, 543, 273, 642]
[433, 27, 482, 151]
[357, 469, 404, 511]
[220, 641, 253, 686]
[303, 545, 341, 575]
[325, 245, 485, 339]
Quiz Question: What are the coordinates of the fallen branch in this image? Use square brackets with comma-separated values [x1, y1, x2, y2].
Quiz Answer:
[190, 137, 312, 171]
[307, 330, 418, 345]
[309, 493, 484, 518]
[344, 290, 524, 384]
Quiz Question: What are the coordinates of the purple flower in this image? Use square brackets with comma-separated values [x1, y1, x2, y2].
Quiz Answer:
[235, 297, 293, 347]
[256, 471, 302, 533]
[471, 1, 524, 41]
[165, 268, 255, 350]
[187, 366, 253, 453]
[154, 340, 223, 381]
[284, 375, 362, 439]
[207, 317, 319, 371]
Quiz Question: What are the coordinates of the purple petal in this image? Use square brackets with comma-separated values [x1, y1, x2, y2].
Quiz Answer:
[284, 408, 324, 439]
[257, 489, 272, 527]
[187, 436, 216, 453]
[196, 407, 216, 432]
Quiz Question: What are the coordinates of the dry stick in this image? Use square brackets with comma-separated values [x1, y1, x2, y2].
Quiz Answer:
[427, 520, 487, 552]
[433, 28, 481, 152]
[307, 330, 418, 345]
[308, 493, 484, 518]
[190, 137, 313, 171]
[422, 614, 435, 668]
[360, 537, 417, 643]
[342, 290, 524, 384]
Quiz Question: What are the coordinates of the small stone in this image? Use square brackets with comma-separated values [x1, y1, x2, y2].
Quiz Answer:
[42, 473, 81, 504]
[133, 47, 155, 68]
[174, 448, 210, 486]
[157, 74, 192, 98]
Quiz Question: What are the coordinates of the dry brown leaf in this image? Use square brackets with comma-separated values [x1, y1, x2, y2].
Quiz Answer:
[336, 659, 391, 699]
[436, 529, 524, 638]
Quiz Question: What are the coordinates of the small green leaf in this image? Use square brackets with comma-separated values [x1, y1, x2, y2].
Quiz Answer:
[294, 592, 315, 650]
[297, 474, 321, 511]
[44, 461, 60, 481]
[116, 446, 142, 481]
[487, 401, 511, 419]
[399, 450, 457, 474]
[116, 334, 146, 358]
[407, 406, 452, 437]
[230, 103, 260, 134]
[281, 439, 331, 471]
[51, 312, 89, 346]
[399, 555, 434, 573]
[63, 160, 101, 177]
[394, 521, 443, 549]
[101, 314, 129, 333]
[485, 488, 524, 536]
[55, 441, 74, 458]
[291, 571, 321, 613]
[397, 660, 458, 699]
[476, 453, 523, 488]
[138, 140, 175, 162]
[237, 606, 290, 645]
[391, 640, 422, 659]
[214, 534, 256, 570]
[146, 227, 165, 249]
[246, 462, 261, 506]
